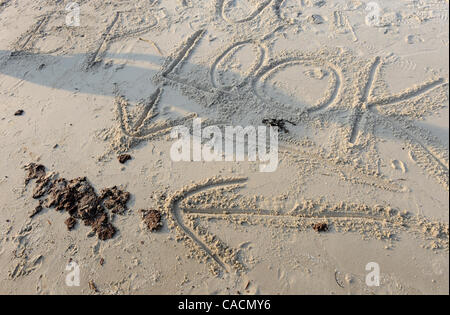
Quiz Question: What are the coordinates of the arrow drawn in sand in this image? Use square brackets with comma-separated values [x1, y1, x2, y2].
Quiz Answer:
[164, 177, 449, 273]
[114, 85, 196, 140]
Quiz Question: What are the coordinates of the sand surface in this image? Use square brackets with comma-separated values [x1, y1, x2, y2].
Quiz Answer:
[0, 0, 448, 294]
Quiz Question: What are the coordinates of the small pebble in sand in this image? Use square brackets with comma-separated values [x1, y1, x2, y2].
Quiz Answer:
[141, 209, 162, 231]
[312, 223, 329, 232]
[14, 109, 24, 116]
[406, 35, 415, 44]
[309, 14, 324, 24]
[118, 154, 132, 164]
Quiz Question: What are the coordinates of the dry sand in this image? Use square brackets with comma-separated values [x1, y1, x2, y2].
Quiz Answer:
[0, 0, 448, 294]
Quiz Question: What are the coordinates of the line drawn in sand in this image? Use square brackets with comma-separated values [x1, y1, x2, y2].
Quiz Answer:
[6, 6, 164, 63]
[384, 53, 417, 72]
[0, 0, 11, 15]
[7, 221, 45, 280]
[149, 32, 414, 194]
[162, 29, 338, 116]
[157, 29, 219, 95]
[383, 115, 449, 189]
[216, 0, 318, 26]
[250, 51, 448, 188]
[346, 56, 448, 188]
[109, 84, 197, 153]
[208, 26, 283, 93]
[252, 56, 342, 115]
[273, 0, 304, 25]
[164, 177, 449, 273]
[159, 26, 284, 99]
[106, 30, 225, 154]
[84, 9, 163, 70]
[165, 177, 248, 272]
[9, 12, 57, 56]
[330, 10, 358, 42]
[216, 0, 273, 24]
[162, 29, 205, 78]
[155, 30, 448, 189]
[349, 57, 446, 144]
[210, 40, 267, 91]
[6, 8, 106, 59]
[279, 140, 407, 192]
[405, 0, 449, 23]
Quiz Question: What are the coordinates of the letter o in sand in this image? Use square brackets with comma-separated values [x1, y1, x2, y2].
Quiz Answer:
[211, 41, 267, 91]
[218, 0, 273, 24]
[252, 57, 342, 115]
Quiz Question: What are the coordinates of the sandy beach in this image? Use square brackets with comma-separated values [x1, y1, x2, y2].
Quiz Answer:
[0, 0, 448, 295]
